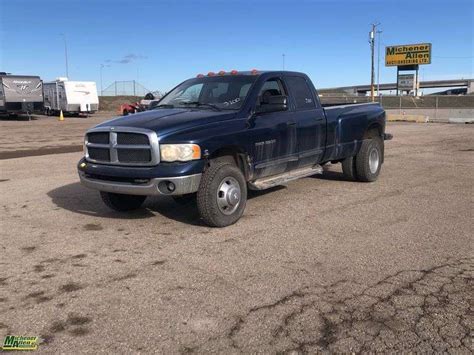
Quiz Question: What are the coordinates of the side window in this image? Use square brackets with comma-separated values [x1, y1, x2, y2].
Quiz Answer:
[286, 76, 316, 110]
[258, 79, 285, 104]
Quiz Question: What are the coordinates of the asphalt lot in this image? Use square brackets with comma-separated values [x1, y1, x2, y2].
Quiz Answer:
[0, 118, 473, 353]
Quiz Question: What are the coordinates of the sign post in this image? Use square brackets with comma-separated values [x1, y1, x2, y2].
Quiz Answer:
[397, 73, 415, 93]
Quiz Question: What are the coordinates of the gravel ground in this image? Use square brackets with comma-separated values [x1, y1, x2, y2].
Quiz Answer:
[0, 122, 472, 353]
[0, 112, 114, 159]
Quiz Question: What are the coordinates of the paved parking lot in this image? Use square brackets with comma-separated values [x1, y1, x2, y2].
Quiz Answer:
[0, 120, 473, 353]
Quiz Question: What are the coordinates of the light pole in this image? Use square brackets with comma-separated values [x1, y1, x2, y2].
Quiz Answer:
[60, 34, 69, 78]
[376, 30, 382, 96]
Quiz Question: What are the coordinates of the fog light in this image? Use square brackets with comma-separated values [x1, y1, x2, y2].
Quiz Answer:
[167, 182, 176, 192]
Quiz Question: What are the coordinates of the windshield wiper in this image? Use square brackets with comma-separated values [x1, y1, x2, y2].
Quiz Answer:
[180, 101, 221, 111]
[154, 104, 174, 109]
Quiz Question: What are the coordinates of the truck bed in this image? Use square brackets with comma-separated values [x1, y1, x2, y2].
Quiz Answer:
[322, 102, 384, 162]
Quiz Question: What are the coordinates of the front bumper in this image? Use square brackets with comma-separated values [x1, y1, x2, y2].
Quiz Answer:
[78, 170, 201, 196]
[77, 158, 204, 196]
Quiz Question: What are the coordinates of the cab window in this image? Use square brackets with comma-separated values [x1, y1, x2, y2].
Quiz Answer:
[286, 76, 316, 110]
[258, 78, 285, 105]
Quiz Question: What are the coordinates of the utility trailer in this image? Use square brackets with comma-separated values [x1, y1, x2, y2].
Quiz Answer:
[0, 74, 44, 116]
[43, 79, 99, 116]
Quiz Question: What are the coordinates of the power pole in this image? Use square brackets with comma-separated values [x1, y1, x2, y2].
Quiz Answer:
[369, 23, 380, 102]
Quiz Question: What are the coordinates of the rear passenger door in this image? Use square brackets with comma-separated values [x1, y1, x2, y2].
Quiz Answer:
[285, 76, 326, 167]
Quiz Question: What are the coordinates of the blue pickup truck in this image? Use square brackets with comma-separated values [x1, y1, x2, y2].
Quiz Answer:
[78, 70, 391, 227]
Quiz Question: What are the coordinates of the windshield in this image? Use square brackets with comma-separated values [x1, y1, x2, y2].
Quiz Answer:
[157, 75, 257, 111]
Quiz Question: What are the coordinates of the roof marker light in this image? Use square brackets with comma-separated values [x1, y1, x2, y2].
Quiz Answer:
[196, 74, 204, 78]
[251, 69, 259, 75]
[230, 70, 238, 75]
[207, 71, 215, 76]
[218, 70, 226, 75]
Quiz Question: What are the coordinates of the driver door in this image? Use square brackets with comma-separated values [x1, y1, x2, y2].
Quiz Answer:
[250, 78, 297, 179]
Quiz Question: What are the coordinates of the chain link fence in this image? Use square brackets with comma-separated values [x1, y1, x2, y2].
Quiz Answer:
[319, 95, 474, 109]
[101, 81, 152, 97]
[319, 95, 474, 122]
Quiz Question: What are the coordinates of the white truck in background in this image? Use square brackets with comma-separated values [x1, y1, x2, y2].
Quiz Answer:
[43, 78, 99, 116]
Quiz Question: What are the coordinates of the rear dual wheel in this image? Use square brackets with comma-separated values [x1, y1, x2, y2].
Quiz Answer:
[341, 137, 383, 182]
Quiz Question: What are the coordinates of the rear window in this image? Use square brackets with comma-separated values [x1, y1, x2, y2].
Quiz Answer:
[286, 76, 316, 110]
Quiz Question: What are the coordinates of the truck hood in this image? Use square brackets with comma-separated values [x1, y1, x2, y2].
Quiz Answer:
[96, 108, 237, 136]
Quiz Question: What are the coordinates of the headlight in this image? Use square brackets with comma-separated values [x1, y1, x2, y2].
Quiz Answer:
[160, 144, 201, 162]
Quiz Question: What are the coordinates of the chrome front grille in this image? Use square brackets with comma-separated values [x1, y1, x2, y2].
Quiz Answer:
[87, 132, 109, 144]
[117, 148, 151, 163]
[116, 132, 150, 145]
[85, 127, 159, 166]
[88, 147, 111, 161]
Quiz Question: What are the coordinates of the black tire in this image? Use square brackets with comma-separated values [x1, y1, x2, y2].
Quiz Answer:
[100, 192, 146, 211]
[197, 159, 247, 227]
[341, 156, 357, 181]
[355, 137, 383, 182]
[172, 193, 197, 206]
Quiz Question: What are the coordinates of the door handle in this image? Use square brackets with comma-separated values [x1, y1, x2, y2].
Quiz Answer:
[286, 121, 296, 127]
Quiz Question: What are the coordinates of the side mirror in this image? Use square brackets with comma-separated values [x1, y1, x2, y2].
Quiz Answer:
[256, 95, 288, 114]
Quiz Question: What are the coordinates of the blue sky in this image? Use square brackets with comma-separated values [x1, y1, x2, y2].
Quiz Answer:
[1, 0, 473, 93]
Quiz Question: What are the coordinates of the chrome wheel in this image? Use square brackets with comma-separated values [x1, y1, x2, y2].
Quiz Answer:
[216, 176, 241, 215]
[369, 147, 380, 174]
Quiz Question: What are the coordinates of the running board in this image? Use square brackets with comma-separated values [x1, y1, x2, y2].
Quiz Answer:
[249, 165, 323, 190]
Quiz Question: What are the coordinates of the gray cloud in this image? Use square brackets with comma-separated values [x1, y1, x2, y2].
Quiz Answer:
[106, 53, 147, 64]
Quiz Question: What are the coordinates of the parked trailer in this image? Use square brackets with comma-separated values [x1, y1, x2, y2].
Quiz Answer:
[0, 74, 44, 116]
[43, 79, 99, 115]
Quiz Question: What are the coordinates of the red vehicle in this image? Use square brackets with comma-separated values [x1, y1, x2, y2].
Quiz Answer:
[119, 102, 143, 116]
[119, 93, 158, 116]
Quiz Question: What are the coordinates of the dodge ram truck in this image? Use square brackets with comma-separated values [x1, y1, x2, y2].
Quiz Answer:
[78, 70, 391, 227]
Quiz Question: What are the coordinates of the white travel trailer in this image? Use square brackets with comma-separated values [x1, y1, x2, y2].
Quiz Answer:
[43, 78, 99, 115]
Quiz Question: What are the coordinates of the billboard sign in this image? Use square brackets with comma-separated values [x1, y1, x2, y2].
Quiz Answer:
[386, 43, 431, 66]
[397, 74, 415, 91]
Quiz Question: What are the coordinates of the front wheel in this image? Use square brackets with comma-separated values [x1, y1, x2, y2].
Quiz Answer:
[355, 137, 383, 182]
[197, 159, 247, 227]
[100, 191, 146, 211]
